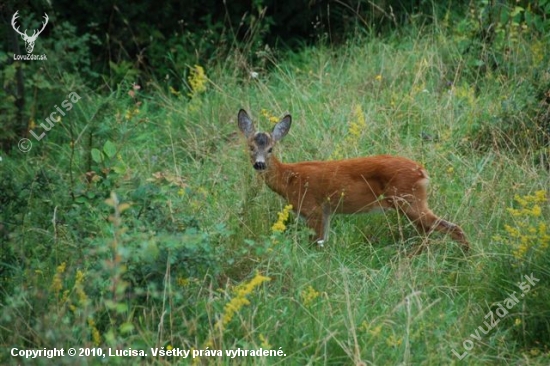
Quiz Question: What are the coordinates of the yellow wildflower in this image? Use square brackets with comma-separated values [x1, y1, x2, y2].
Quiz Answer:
[169, 86, 181, 97]
[124, 107, 140, 120]
[534, 190, 546, 203]
[530, 41, 544, 66]
[272, 204, 293, 233]
[75, 270, 88, 306]
[348, 104, 366, 139]
[386, 334, 402, 347]
[221, 295, 249, 326]
[453, 83, 476, 106]
[219, 272, 270, 328]
[177, 277, 190, 286]
[512, 243, 528, 259]
[188, 65, 207, 97]
[530, 205, 541, 217]
[369, 325, 382, 337]
[300, 285, 320, 306]
[260, 108, 279, 124]
[358, 321, 369, 332]
[51, 262, 66, 294]
[88, 317, 101, 346]
[330, 104, 366, 160]
[61, 289, 70, 303]
[539, 222, 548, 236]
[504, 224, 520, 238]
[259, 334, 271, 349]
[505, 191, 548, 261]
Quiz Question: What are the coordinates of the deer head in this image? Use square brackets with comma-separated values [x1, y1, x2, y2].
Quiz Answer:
[11, 11, 49, 54]
[238, 109, 291, 171]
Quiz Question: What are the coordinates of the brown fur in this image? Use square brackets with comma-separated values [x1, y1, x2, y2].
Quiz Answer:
[238, 109, 469, 249]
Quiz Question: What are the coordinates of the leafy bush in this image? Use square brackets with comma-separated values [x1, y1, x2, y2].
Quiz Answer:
[444, 1, 550, 159]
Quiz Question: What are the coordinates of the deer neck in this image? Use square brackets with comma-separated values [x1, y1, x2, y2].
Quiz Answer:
[260, 155, 291, 197]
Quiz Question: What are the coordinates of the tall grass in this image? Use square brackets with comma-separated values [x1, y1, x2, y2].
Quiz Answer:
[1, 23, 549, 365]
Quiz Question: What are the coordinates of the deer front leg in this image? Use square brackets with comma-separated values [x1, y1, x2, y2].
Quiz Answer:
[305, 204, 331, 247]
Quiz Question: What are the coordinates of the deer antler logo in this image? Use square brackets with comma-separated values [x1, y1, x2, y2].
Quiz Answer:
[11, 10, 49, 54]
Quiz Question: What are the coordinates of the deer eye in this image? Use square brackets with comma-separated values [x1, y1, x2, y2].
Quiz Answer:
[268, 148, 273, 153]
[249, 146, 255, 151]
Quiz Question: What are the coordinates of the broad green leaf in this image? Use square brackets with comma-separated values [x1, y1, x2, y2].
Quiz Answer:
[91, 148, 103, 163]
[103, 140, 117, 158]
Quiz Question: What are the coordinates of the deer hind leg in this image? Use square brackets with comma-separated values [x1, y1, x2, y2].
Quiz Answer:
[401, 201, 470, 250]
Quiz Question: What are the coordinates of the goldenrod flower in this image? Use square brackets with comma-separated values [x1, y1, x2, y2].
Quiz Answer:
[260, 108, 279, 124]
[453, 83, 476, 106]
[272, 204, 293, 233]
[177, 277, 190, 286]
[504, 191, 548, 261]
[75, 270, 88, 306]
[534, 190, 546, 203]
[88, 317, 101, 346]
[169, 86, 181, 97]
[369, 325, 382, 337]
[348, 104, 366, 139]
[188, 65, 207, 97]
[124, 107, 140, 120]
[218, 272, 270, 329]
[358, 321, 369, 332]
[51, 262, 66, 294]
[386, 334, 402, 347]
[259, 334, 271, 349]
[530, 205, 541, 217]
[330, 104, 366, 160]
[300, 285, 320, 306]
[504, 224, 520, 238]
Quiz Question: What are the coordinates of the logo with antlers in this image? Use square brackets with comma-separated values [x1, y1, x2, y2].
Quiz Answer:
[11, 10, 49, 54]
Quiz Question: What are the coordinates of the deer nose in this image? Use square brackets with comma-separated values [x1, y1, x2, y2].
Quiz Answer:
[253, 161, 266, 170]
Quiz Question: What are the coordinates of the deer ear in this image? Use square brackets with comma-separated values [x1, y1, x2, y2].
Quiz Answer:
[238, 109, 255, 138]
[272, 114, 291, 141]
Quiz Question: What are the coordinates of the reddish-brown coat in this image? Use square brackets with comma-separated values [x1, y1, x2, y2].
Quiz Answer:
[238, 109, 469, 249]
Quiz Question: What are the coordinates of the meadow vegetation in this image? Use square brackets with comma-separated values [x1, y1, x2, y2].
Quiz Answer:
[1, 3, 550, 365]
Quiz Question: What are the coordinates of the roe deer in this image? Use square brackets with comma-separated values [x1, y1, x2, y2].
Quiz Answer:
[237, 109, 469, 250]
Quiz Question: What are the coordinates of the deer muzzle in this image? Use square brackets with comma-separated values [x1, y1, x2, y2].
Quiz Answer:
[253, 161, 266, 170]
